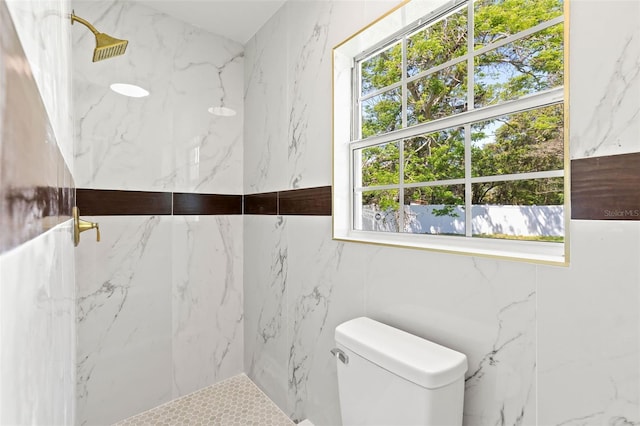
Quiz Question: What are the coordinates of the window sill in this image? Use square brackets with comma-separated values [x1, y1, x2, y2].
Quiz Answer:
[333, 230, 568, 266]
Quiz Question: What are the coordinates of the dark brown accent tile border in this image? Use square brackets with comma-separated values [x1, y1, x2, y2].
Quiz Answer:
[75, 186, 333, 217]
[174, 193, 242, 215]
[76, 189, 172, 216]
[279, 186, 332, 216]
[244, 192, 278, 215]
[1, 185, 74, 253]
[571, 152, 640, 220]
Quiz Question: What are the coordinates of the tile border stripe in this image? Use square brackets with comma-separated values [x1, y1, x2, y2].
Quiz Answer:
[244, 192, 278, 215]
[279, 186, 332, 216]
[173, 193, 243, 215]
[76, 189, 172, 216]
[75, 186, 332, 216]
[571, 152, 640, 220]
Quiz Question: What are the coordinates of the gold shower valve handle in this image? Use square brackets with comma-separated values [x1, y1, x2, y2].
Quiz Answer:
[72, 206, 100, 246]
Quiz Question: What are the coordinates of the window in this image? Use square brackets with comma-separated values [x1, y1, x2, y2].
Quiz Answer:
[333, 0, 568, 264]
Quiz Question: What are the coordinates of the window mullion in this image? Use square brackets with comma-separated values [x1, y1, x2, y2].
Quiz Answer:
[402, 35, 408, 129]
[359, 80, 403, 103]
[474, 15, 564, 57]
[352, 147, 362, 230]
[350, 62, 359, 232]
[399, 35, 408, 233]
[467, 0, 474, 112]
[464, 123, 472, 237]
[465, 1, 474, 237]
[350, 88, 564, 150]
[352, 61, 360, 140]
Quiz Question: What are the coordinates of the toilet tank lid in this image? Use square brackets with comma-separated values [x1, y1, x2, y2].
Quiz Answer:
[335, 317, 468, 389]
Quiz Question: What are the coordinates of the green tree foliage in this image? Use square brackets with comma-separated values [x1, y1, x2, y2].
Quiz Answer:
[359, 0, 564, 212]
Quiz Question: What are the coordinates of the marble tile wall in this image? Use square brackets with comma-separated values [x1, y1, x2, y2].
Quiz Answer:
[6, 0, 74, 170]
[73, 0, 243, 194]
[72, 1, 245, 424]
[75, 215, 243, 425]
[75, 216, 173, 425]
[243, 1, 640, 425]
[1, 0, 76, 424]
[171, 215, 244, 398]
[0, 224, 76, 425]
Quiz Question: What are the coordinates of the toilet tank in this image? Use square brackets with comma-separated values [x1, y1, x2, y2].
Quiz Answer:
[334, 317, 467, 426]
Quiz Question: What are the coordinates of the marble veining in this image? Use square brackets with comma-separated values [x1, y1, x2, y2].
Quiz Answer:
[73, 1, 247, 423]
[537, 221, 640, 426]
[74, 0, 243, 194]
[244, 216, 290, 411]
[243, 10, 288, 194]
[0, 1, 74, 253]
[257, 222, 288, 347]
[576, 34, 640, 158]
[1, 2, 76, 424]
[570, 0, 640, 160]
[76, 216, 173, 425]
[77, 217, 159, 327]
[0, 223, 76, 425]
[286, 2, 333, 189]
[5, 0, 74, 169]
[171, 216, 243, 398]
[463, 291, 536, 425]
[76, 214, 245, 425]
[288, 240, 343, 422]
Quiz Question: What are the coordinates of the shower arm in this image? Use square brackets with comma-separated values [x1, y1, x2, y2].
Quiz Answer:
[70, 12, 100, 35]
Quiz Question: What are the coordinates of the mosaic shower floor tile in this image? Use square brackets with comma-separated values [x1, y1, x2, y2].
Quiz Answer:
[113, 374, 295, 426]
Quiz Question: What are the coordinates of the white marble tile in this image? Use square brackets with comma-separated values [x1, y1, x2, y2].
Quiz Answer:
[285, 216, 365, 425]
[537, 220, 640, 425]
[73, 0, 244, 193]
[5, 0, 74, 171]
[75, 214, 246, 425]
[1, 1, 76, 424]
[364, 248, 537, 426]
[570, 0, 640, 159]
[73, 3, 247, 423]
[284, 1, 333, 189]
[168, 32, 244, 194]
[0, 222, 76, 425]
[73, 1, 170, 190]
[171, 216, 243, 397]
[244, 0, 401, 193]
[243, 9, 289, 194]
[75, 216, 173, 425]
[0, 0, 73, 252]
[244, 216, 290, 412]
[283, 0, 400, 191]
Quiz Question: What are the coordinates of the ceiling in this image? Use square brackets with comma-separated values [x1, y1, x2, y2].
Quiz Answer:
[134, 0, 287, 45]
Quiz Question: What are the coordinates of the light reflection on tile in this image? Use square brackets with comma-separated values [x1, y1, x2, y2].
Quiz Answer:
[73, 1, 243, 194]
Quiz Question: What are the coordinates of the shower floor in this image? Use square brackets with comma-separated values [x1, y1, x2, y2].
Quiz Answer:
[113, 374, 295, 426]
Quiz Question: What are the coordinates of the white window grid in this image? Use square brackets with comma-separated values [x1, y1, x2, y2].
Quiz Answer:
[349, 0, 565, 237]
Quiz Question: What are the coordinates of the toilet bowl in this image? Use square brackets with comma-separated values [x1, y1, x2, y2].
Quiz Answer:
[332, 317, 467, 425]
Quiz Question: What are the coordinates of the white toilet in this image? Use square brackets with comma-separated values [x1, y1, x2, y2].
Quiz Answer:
[332, 317, 467, 426]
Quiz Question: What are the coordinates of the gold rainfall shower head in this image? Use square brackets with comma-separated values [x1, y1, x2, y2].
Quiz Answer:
[71, 11, 128, 62]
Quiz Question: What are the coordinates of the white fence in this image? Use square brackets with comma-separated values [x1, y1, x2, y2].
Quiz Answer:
[361, 204, 564, 237]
